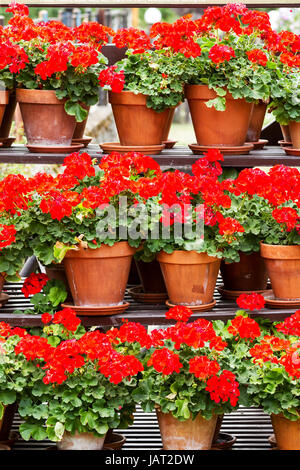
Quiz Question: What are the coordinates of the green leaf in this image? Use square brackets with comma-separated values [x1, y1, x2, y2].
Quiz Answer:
[0, 390, 16, 405]
[64, 100, 88, 122]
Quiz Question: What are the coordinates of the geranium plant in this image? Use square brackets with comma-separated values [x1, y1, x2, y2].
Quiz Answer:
[114, 306, 241, 420]
[0, 308, 142, 442]
[3, 3, 113, 121]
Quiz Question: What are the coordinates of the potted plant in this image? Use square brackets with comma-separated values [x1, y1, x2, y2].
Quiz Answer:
[0, 309, 142, 449]
[143, 149, 245, 309]
[98, 27, 186, 153]
[149, 6, 275, 152]
[5, 4, 111, 152]
[0, 151, 163, 312]
[127, 305, 240, 450]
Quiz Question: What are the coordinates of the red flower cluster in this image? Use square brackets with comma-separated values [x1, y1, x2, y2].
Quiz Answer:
[276, 310, 300, 336]
[165, 305, 192, 322]
[0, 224, 16, 250]
[228, 314, 261, 340]
[52, 308, 81, 333]
[21, 273, 49, 298]
[189, 355, 220, 380]
[98, 65, 125, 93]
[63, 152, 95, 180]
[113, 27, 152, 54]
[246, 49, 268, 66]
[208, 44, 235, 64]
[147, 348, 183, 375]
[205, 370, 240, 407]
[272, 207, 299, 232]
[236, 292, 266, 311]
[73, 22, 114, 49]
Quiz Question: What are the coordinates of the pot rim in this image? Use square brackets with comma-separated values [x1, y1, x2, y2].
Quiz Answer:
[0, 90, 9, 106]
[185, 84, 238, 102]
[109, 90, 148, 106]
[260, 242, 300, 260]
[157, 250, 221, 265]
[64, 241, 137, 259]
[16, 88, 65, 105]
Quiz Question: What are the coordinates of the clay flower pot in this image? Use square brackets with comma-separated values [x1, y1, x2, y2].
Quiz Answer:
[288, 121, 300, 148]
[57, 431, 106, 450]
[16, 89, 76, 146]
[246, 101, 267, 142]
[271, 413, 300, 450]
[0, 90, 16, 138]
[0, 273, 6, 295]
[0, 404, 17, 441]
[280, 124, 291, 143]
[185, 84, 253, 146]
[157, 250, 221, 305]
[0, 91, 9, 129]
[109, 91, 171, 146]
[220, 251, 268, 291]
[135, 259, 166, 294]
[260, 243, 300, 300]
[156, 410, 217, 450]
[162, 107, 175, 141]
[63, 242, 136, 306]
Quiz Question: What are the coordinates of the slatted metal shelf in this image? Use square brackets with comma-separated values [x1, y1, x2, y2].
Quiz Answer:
[0, 144, 297, 169]
[9, 406, 274, 451]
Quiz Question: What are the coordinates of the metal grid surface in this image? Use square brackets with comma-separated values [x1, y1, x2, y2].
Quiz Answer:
[10, 407, 273, 451]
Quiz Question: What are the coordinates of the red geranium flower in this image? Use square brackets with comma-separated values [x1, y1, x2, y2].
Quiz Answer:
[147, 348, 183, 375]
[165, 306, 192, 322]
[236, 292, 265, 311]
[21, 273, 50, 298]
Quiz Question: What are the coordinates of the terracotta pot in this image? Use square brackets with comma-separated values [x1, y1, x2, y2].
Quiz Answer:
[72, 105, 90, 139]
[280, 124, 291, 142]
[271, 413, 300, 450]
[185, 85, 253, 146]
[57, 431, 106, 450]
[157, 250, 220, 305]
[16, 89, 76, 146]
[156, 410, 217, 450]
[246, 101, 267, 142]
[288, 121, 300, 148]
[212, 414, 224, 444]
[63, 242, 136, 306]
[104, 431, 126, 450]
[220, 251, 268, 291]
[135, 259, 166, 293]
[260, 243, 300, 300]
[128, 258, 140, 285]
[0, 90, 16, 138]
[0, 403, 17, 441]
[162, 107, 175, 141]
[0, 91, 9, 130]
[109, 91, 171, 146]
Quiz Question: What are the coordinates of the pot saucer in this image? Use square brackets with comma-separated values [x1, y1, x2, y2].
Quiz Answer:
[27, 143, 84, 154]
[217, 285, 271, 301]
[104, 432, 126, 450]
[165, 299, 216, 312]
[0, 137, 15, 148]
[262, 290, 300, 308]
[278, 140, 292, 147]
[128, 285, 168, 304]
[245, 139, 268, 150]
[211, 433, 237, 450]
[61, 301, 130, 316]
[162, 140, 177, 149]
[0, 293, 10, 307]
[189, 143, 254, 155]
[72, 137, 92, 148]
[283, 146, 300, 156]
[100, 142, 165, 155]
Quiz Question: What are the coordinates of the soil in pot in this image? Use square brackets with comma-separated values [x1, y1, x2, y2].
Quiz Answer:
[156, 410, 217, 450]
[271, 413, 300, 450]
[220, 252, 268, 292]
[135, 259, 166, 294]
[109, 91, 171, 146]
[63, 242, 136, 306]
[16, 89, 76, 146]
[157, 250, 220, 306]
[185, 85, 253, 147]
[260, 243, 300, 300]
